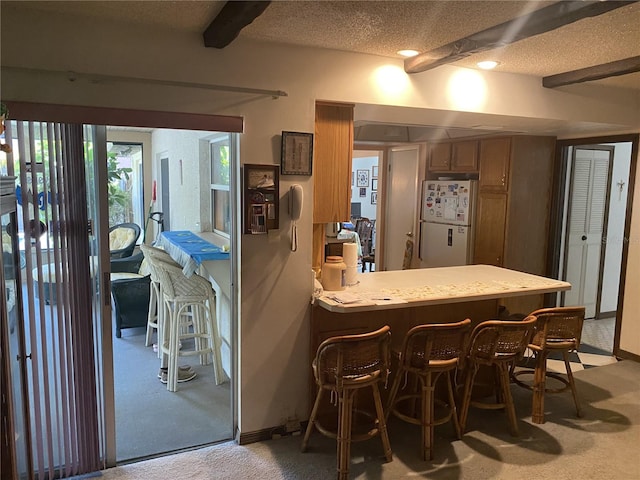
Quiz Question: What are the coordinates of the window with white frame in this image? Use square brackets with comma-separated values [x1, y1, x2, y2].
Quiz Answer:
[210, 134, 230, 236]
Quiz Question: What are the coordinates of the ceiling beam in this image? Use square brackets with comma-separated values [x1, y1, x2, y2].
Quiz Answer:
[543, 56, 640, 88]
[203, 1, 271, 48]
[404, 1, 635, 74]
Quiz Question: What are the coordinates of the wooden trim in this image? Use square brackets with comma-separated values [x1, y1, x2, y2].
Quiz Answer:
[543, 55, 640, 88]
[203, 1, 271, 48]
[3, 101, 244, 132]
[614, 135, 639, 358]
[237, 421, 307, 445]
[553, 133, 639, 359]
[404, 1, 632, 73]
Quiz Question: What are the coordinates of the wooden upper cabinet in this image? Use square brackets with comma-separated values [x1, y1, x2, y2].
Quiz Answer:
[478, 137, 511, 192]
[428, 142, 451, 171]
[451, 140, 479, 172]
[313, 102, 354, 223]
[428, 140, 478, 175]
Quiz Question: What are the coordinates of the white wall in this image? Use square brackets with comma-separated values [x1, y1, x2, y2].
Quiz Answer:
[2, 6, 639, 435]
[601, 143, 632, 313]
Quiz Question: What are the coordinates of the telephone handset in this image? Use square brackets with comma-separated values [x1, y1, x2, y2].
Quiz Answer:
[289, 184, 303, 251]
[289, 184, 303, 221]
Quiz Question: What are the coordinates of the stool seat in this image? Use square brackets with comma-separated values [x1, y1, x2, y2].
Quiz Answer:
[302, 325, 393, 480]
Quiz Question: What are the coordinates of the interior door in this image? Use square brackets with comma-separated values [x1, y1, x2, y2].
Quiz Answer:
[384, 146, 420, 271]
[563, 146, 613, 318]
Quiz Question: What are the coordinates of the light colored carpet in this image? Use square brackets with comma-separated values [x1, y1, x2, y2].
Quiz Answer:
[100, 360, 640, 479]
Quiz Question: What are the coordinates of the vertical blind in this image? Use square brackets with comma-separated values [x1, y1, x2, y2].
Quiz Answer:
[4, 120, 104, 478]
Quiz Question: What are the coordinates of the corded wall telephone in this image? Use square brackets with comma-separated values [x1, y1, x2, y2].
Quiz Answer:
[289, 184, 303, 221]
[289, 184, 303, 251]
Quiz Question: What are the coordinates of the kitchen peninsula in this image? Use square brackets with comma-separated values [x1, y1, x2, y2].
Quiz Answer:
[312, 265, 571, 351]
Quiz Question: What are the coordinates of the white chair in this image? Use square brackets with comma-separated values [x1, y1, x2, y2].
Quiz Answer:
[139, 244, 180, 354]
[153, 258, 224, 392]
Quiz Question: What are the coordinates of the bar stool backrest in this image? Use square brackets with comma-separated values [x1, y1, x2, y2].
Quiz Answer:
[314, 325, 391, 391]
[401, 318, 471, 372]
[529, 306, 585, 350]
[468, 316, 537, 365]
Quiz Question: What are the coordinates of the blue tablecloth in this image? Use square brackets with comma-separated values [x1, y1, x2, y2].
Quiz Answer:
[156, 231, 229, 277]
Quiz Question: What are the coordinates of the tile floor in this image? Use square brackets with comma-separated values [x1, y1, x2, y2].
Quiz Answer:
[519, 316, 618, 375]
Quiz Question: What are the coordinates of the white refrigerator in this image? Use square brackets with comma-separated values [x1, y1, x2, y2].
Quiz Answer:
[419, 180, 477, 267]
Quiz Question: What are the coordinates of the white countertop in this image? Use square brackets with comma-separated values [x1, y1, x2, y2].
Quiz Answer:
[317, 265, 571, 313]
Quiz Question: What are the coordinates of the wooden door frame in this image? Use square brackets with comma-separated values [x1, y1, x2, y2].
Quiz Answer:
[560, 144, 615, 318]
[548, 133, 639, 360]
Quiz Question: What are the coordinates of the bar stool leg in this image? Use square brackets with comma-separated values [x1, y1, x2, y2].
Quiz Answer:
[372, 382, 393, 462]
[301, 388, 324, 452]
[498, 363, 519, 436]
[532, 351, 548, 424]
[446, 371, 462, 439]
[421, 373, 435, 461]
[563, 351, 582, 417]
[337, 390, 354, 480]
[145, 281, 158, 348]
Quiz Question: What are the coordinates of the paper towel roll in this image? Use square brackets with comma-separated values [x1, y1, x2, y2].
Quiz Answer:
[342, 242, 358, 269]
[345, 265, 358, 286]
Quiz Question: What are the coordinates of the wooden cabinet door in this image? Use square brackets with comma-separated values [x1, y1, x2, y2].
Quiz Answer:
[479, 137, 511, 192]
[428, 142, 451, 171]
[473, 192, 507, 266]
[313, 102, 354, 223]
[451, 140, 478, 172]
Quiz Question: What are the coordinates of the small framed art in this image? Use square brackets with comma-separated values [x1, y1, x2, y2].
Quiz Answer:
[372, 178, 378, 191]
[357, 169, 369, 187]
[281, 131, 313, 175]
[372, 165, 378, 178]
[359, 187, 367, 197]
[371, 192, 377, 204]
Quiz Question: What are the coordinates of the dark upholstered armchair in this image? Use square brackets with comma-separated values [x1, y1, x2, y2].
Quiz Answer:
[109, 223, 141, 259]
[110, 251, 150, 338]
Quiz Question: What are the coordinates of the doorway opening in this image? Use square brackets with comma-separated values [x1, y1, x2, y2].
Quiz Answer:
[555, 136, 637, 356]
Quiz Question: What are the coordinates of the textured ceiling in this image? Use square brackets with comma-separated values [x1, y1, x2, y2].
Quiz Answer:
[8, 0, 639, 89]
[4, 1, 640, 139]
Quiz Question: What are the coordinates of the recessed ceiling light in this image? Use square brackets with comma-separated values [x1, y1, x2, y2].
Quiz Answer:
[477, 60, 500, 70]
[397, 49, 419, 58]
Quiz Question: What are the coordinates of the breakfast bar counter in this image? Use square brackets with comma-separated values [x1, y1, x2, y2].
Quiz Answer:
[309, 265, 571, 412]
[312, 265, 570, 352]
[317, 265, 570, 313]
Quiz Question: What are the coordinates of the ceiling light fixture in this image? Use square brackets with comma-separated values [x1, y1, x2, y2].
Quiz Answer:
[477, 60, 500, 70]
[397, 49, 419, 58]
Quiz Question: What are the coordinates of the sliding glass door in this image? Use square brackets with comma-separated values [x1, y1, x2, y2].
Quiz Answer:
[2, 121, 109, 478]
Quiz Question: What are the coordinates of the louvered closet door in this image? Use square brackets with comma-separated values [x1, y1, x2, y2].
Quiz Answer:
[564, 147, 612, 318]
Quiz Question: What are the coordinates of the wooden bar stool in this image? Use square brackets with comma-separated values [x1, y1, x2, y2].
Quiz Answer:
[301, 325, 393, 480]
[386, 318, 471, 461]
[459, 316, 537, 436]
[512, 306, 585, 424]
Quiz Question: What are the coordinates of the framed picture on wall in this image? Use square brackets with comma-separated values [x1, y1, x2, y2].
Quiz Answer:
[357, 169, 369, 187]
[372, 165, 378, 178]
[372, 178, 378, 191]
[371, 191, 377, 204]
[281, 131, 313, 175]
[359, 187, 366, 197]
